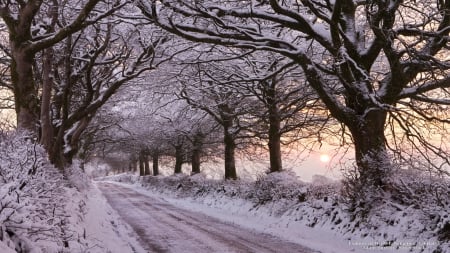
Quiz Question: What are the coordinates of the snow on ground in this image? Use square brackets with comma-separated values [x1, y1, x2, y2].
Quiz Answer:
[81, 183, 147, 253]
[107, 180, 359, 253]
[0, 241, 16, 253]
[98, 182, 315, 252]
[0, 132, 145, 253]
[99, 172, 449, 253]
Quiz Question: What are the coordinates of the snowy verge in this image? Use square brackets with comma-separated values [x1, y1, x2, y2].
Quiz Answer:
[0, 132, 83, 253]
[80, 182, 146, 253]
[99, 172, 449, 253]
[56, 161, 146, 253]
[105, 179, 357, 253]
[0, 132, 145, 253]
[0, 241, 16, 253]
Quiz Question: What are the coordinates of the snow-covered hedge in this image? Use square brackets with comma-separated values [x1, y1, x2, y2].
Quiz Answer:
[101, 170, 450, 253]
[0, 132, 91, 253]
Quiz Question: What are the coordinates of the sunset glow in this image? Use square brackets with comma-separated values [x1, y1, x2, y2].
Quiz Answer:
[319, 154, 330, 163]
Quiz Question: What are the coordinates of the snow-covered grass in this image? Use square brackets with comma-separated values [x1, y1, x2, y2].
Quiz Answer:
[0, 132, 144, 253]
[100, 171, 450, 253]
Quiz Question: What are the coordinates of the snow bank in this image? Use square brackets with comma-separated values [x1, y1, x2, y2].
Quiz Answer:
[0, 241, 16, 253]
[100, 171, 449, 253]
[0, 132, 145, 253]
[0, 132, 74, 252]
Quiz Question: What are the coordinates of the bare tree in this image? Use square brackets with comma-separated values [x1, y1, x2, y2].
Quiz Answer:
[178, 63, 256, 179]
[139, 0, 450, 189]
[0, 0, 127, 132]
[190, 50, 329, 173]
[174, 109, 219, 175]
[155, 102, 202, 175]
[45, 21, 173, 168]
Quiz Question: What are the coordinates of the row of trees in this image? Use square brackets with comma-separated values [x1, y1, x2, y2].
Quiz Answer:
[1, 1, 449, 194]
[84, 49, 331, 180]
[136, 0, 450, 188]
[0, 0, 190, 168]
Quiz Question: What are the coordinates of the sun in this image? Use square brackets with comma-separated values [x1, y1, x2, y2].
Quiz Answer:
[319, 154, 330, 163]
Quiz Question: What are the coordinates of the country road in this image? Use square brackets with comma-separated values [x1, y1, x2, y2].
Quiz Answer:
[97, 182, 319, 253]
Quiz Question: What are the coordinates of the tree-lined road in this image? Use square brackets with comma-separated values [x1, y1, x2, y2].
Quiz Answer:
[98, 182, 318, 253]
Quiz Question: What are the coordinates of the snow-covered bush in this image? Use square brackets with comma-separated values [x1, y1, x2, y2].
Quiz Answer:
[0, 132, 88, 252]
[251, 171, 306, 204]
[340, 164, 450, 252]
[386, 169, 450, 250]
[65, 160, 91, 192]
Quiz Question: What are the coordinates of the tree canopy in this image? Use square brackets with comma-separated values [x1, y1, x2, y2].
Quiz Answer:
[137, 0, 450, 187]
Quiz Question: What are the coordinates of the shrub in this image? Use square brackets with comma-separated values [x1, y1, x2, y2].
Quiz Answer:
[0, 132, 77, 252]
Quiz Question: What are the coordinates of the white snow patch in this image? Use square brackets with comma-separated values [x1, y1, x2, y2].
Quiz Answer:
[0, 241, 16, 253]
[107, 180, 362, 253]
[82, 183, 146, 253]
[100, 172, 449, 253]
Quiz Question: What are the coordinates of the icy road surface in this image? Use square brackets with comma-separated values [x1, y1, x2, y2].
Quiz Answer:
[98, 182, 319, 253]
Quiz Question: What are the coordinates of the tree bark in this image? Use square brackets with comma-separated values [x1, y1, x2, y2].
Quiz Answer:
[224, 126, 237, 180]
[191, 133, 204, 175]
[144, 153, 150, 175]
[50, 128, 65, 169]
[11, 47, 39, 133]
[40, 48, 54, 151]
[44, 36, 72, 169]
[174, 145, 183, 174]
[129, 154, 138, 172]
[4, 1, 42, 133]
[266, 85, 283, 173]
[152, 153, 159, 176]
[191, 149, 201, 175]
[268, 129, 282, 173]
[191, 148, 201, 175]
[139, 151, 145, 176]
[348, 109, 390, 187]
[64, 118, 91, 165]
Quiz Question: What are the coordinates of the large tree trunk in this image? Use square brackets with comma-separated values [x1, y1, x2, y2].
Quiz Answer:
[348, 110, 390, 187]
[63, 118, 91, 166]
[191, 149, 201, 175]
[265, 79, 283, 173]
[50, 129, 65, 169]
[49, 118, 89, 169]
[130, 154, 138, 172]
[191, 133, 203, 175]
[139, 151, 145, 176]
[144, 153, 150, 175]
[268, 130, 282, 173]
[40, 2, 58, 151]
[152, 153, 159, 176]
[174, 145, 183, 174]
[191, 148, 201, 175]
[224, 127, 237, 180]
[40, 48, 54, 151]
[267, 105, 282, 173]
[48, 37, 72, 169]
[11, 47, 39, 133]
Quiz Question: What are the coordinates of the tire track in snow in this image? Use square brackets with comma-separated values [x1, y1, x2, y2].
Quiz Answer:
[98, 182, 319, 253]
[141, 201, 276, 252]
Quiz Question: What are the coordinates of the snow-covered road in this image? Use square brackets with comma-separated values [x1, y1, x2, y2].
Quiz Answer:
[98, 182, 319, 253]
